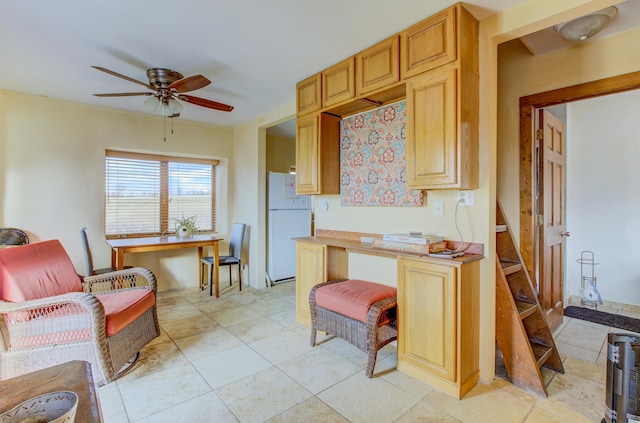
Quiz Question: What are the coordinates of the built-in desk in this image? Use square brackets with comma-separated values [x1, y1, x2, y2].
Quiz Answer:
[295, 229, 483, 399]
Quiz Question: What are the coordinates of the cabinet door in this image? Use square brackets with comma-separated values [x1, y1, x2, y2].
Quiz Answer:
[401, 6, 456, 79]
[323, 57, 355, 108]
[296, 74, 322, 116]
[295, 114, 319, 194]
[398, 258, 457, 382]
[296, 242, 327, 326]
[356, 35, 400, 96]
[406, 65, 458, 188]
[295, 113, 340, 195]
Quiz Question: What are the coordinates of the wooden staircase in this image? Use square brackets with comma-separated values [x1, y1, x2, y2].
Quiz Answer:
[495, 200, 564, 397]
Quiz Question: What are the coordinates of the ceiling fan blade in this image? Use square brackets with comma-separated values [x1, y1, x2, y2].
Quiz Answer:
[93, 92, 151, 97]
[178, 95, 234, 112]
[168, 75, 211, 93]
[92, 66, 154, 90]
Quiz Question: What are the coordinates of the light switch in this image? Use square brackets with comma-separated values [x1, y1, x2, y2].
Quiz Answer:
[319, 200, 329, 211]
[433, 200, 444, 217]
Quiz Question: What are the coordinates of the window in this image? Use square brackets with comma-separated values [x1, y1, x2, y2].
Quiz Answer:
[105, 150, 218, 237]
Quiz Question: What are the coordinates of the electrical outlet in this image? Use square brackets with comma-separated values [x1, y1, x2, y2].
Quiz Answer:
[457, 191, 475, 206]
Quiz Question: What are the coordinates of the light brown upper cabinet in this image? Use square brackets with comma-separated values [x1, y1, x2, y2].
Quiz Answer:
[356, 35, 400, 96]
[322, 57, 356, 108]
[296, 74, 322, 116]
[405, 4, 478, 190]
[295, 113, 341, 195]
[401, 6, 456, 79]
[406, 64, 478, 190]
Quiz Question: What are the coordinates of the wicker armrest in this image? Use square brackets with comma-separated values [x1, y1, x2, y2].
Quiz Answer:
[367, 296, 397, 328]
[83, 267, 157, 293]
[0, 293, 107, 351]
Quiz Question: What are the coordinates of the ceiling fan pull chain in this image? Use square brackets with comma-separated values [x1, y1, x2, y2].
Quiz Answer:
[164, 114, 167, 142]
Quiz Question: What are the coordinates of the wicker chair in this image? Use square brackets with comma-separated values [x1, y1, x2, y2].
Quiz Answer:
[0, 240, 160, 386]
[309, 279, 398, 377]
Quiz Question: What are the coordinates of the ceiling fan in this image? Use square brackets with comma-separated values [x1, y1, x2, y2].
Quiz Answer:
[91, 66, 234, 117]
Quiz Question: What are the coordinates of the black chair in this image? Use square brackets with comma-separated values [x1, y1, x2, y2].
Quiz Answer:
[201, 223, 246, 297]
[0, 228, 29, 245]
[81, 227, 131, 276]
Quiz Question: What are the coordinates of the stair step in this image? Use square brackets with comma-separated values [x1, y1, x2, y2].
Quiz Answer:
[530, 342, 553, 368]
[516, 300, 538, 319]
[501, 262, 522, 276]
[496, 224, 507, 233]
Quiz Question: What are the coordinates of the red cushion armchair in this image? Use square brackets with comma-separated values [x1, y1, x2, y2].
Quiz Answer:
[0, 240, 160, 385]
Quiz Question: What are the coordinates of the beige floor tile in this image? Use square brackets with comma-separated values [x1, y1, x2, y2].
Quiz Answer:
[319, 338, 369, 369]
[555, 340, 600, 363]
[489, 377, 539, 403]
[317, 372, 419, 423]
[216, 367, 312, 423]
[377, 356, 435, 399]
[267, 308, 299, 329]
[146, 327, 173, 347]
[98, 382, 128, 423]
[250, 297, 294, 316]
[161, 314, 218, 340]
[249, 329, 314, 365]
[266, 397, 349, 423]
[209, 305, 262, 327]
[545, 372, 605, 422]
[117, 363, 211, 422]
[174, 326, 243, 361]
[192, 296, 243, 313]
[191, 344, 272, 390]
[534, 397, 598, 422]
[562, 356, 606, 384]
[556, 321, 608, 352]
[226, 317, 287, 343]
[118, 340, 190, 383]
[395, 400, 461, 422]
[155, 295, 191, 308]
[278, 348, 361, 394]
[157, 303, 203, 324]
[424, 383, 533, 423]
[135, 392, 239, 423]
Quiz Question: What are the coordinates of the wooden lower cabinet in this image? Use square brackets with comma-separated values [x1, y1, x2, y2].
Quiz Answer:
[295, 241, 348, 326]
[397, 257, 479, 399]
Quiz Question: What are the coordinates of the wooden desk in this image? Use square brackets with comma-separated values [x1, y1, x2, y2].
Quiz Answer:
[0, 361, 103, 422]
[295, 229, 484, 399]
[107, 234, 222, 296]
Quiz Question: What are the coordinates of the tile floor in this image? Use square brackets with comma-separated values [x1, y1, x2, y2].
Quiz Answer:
[98, 281, 617, 423]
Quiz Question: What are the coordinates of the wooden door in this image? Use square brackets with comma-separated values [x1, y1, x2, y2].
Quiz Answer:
[538, 109, 566, 332]
[356, 35, 400, 96]
[295, 114, 319, 194]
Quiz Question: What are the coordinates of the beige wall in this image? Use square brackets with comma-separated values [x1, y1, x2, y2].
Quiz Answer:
[0, 89, 234, 291]
[266, 134, 295, 173]
[498, 26, 640, 239]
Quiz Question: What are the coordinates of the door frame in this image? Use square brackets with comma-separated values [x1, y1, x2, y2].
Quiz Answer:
[519, 70, 640, 289]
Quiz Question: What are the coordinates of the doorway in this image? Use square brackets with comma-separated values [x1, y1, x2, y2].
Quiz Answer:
[519, 70, 640, 329]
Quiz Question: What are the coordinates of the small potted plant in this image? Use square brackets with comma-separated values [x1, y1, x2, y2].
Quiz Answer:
[173, 214, 198, 237]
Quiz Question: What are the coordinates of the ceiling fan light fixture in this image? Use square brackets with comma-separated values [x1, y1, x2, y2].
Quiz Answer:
[144, 95, 161, 112]
[167, 98, 183, 115]
[554, 6, 617, 41]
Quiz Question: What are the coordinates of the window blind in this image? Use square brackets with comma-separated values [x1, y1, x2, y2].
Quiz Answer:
[105, 151, 217, 237]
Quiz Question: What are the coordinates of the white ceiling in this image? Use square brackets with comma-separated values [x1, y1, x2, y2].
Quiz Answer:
[1, 0, 528, 133]
[3, 0, 636, 139]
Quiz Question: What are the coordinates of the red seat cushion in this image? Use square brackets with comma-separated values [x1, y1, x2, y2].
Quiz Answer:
[95, 289, 156, 336]
[315, 279, 397, 323]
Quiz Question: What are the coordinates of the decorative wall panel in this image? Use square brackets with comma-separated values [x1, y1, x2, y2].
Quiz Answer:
[340, 101, 423, 206]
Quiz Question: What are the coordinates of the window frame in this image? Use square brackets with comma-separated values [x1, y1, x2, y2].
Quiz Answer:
[105, 150, 219, 239]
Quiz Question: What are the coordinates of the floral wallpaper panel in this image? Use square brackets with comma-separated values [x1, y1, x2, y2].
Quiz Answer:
[340, 101, 423, 206]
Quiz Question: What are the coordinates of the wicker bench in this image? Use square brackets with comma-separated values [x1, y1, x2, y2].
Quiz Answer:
[309, 279, 398, 377]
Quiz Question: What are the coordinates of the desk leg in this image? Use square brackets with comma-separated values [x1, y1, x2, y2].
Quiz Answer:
[214, 241, 220, 298]
[116, 249, 125, 270]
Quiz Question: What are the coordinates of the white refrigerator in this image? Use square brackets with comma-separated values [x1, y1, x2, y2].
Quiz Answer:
[267, 172, 311, 283]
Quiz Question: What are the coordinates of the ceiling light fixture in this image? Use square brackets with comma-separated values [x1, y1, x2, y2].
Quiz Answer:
[554, 6, 617, 41]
